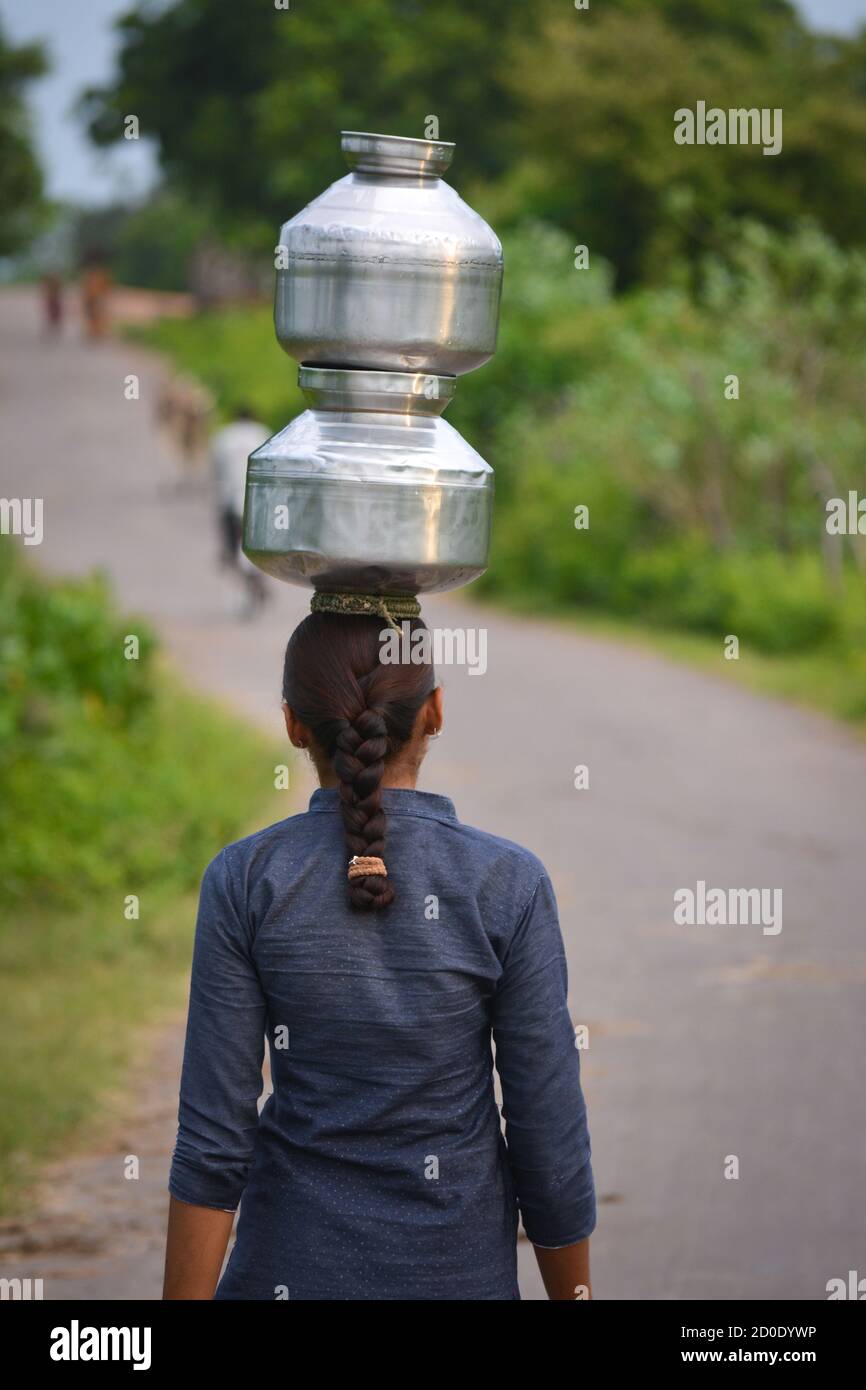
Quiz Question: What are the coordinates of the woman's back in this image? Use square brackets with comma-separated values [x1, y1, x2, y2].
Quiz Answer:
[168, 786, 595, 1301]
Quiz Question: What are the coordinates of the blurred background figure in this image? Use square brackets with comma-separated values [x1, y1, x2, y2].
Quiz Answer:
[39, 272, 63, 336]
[209, 404, 270, 618]
[154, 374, 215, 489]
[175, 376, 213, 486]
[154, 374, 180, 443]
[79, 248, 112, 341]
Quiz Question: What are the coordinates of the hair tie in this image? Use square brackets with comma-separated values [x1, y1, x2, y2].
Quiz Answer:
[348, 855, 388, 881]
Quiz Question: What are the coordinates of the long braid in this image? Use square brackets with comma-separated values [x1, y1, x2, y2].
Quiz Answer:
[282, 613, 436, 913]
[333, 707, 394, 910]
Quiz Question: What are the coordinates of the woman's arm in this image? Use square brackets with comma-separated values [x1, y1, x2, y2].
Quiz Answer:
[491, 870, 597, 1299]
[533, 1237, 592, 1300]
[164, 849, 267, 1298]
[163, 1197, 235, 1300]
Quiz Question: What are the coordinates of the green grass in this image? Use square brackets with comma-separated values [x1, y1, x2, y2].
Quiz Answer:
[0, 886, 195, 1209]
[0, 551, 292, 1214]
[0, 673, 290, 1215]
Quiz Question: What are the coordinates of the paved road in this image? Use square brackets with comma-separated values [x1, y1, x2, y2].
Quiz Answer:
[2, 286, 864, 1302]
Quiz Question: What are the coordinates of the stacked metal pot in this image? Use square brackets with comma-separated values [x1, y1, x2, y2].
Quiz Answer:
[242, 131, 503, 597]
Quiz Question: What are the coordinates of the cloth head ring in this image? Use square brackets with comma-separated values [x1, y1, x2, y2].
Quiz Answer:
[311, 591, 421, 633]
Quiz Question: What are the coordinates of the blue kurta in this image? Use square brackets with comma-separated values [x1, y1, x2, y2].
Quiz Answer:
[168, 786, 596, 1300]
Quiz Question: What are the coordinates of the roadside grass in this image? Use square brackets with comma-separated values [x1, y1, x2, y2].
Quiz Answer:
[0, 550, 290, 1215]
[0, 677, 289, 1216]
[0, 884, 194, 1213]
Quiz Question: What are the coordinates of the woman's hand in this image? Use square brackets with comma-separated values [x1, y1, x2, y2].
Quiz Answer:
[163, 1195, 236, 1300]
[532, 1237, 592, 1300]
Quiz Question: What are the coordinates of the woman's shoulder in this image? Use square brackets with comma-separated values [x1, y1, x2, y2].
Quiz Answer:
[452, 818, 545, 868]
[201, 809, 318, 880]
[438, 815, 549, 904]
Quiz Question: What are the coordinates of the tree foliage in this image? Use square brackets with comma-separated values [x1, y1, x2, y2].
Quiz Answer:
[499, 2, 866, 283]
[82, 0, 866, 282]
[0, 20, 47, 257]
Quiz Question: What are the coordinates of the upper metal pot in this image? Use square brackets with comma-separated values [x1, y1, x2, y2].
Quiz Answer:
[275, 131, 504, 376]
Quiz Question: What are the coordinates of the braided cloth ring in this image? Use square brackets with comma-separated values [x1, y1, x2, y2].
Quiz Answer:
[348, 855, 388, 881]
[311, 591, 420, 633]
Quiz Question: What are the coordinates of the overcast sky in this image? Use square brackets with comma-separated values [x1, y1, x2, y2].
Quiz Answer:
[2, 0, 865, 208]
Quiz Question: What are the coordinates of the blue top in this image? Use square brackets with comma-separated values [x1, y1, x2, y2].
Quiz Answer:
[168, 786, 596, 1301]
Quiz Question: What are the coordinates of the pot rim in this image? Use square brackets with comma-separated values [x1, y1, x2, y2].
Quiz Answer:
[341, 130, 455, 178]
[298, 364, 457, 415]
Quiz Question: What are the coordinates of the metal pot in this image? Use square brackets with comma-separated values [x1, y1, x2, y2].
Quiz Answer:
[275, 131, 503, 376]
[243, 367, 493, 594]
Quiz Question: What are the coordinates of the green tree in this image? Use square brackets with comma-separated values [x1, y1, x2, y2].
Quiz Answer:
[81, 0, 541, 253]
[0, 21, 47, 256]
[82, 0, 866, 286]
[497, 2, 866, 284]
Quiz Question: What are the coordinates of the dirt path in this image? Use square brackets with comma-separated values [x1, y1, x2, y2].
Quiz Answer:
[2, 285, 864, 1301]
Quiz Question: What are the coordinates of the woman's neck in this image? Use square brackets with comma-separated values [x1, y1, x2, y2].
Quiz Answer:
[316, 761, 420, 792]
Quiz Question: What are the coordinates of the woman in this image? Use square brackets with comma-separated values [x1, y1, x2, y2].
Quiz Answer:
[163, 611, 596, 1300]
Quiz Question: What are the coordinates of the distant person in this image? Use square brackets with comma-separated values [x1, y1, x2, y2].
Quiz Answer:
[40, 273, 63, 336]
[154, 375, 179, 444]
[155, 376, 214, 489]
[179, 378, 214, 481]
[80, 250, 112, 341]
[209, 405, 270, 615]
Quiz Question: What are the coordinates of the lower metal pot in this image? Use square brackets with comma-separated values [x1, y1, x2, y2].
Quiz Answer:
[242, 367, 493, 595]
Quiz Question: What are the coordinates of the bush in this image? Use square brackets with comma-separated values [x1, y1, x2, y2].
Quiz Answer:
[0, 548, 285, 1211]
[0, 547, 275, 909]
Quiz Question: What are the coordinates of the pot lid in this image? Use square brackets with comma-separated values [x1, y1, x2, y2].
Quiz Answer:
[341, 131, 454, 179]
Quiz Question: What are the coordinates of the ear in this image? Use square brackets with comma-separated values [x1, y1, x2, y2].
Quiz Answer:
[423, 686, 444, 737]
[283, 702, 311, 749]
